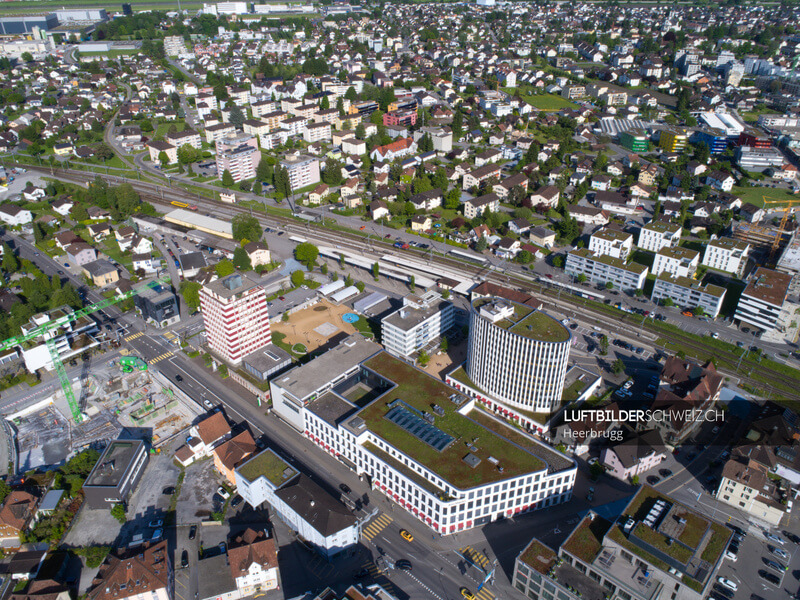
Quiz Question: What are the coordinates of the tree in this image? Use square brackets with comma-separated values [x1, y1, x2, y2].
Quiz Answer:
[662, 297, 675, 307]
[599, 335, 609, 356]
[111, 504, 126, 524]
[256, 159, 273, 184]
[442, 289, 451, 300]
[215, 259, 235, 278]
[252, 181, 262, 195]
[320, 95, 330, 110]
[372, 262, 380, 281]
[21, 51, 33, 63]
[179, 281, 201, 312]
[475, 237, 488, 252]
[177, 144, 198, 165]
[631, 475, 640, 485]
[612, 359, 625, 375]
[275, 166, 291, 198]
[2, 244, 19, 272]
[290, 269, 305, 287]
[577, 274, 587, 283]
[221, 169, 235, 187]
[590, 462, 605, 480]
[553, 255, 565, 268]
[409, 275, 416, 292]
[229, 104, 245, 128]
[231, 214, 261, 242]
[516, 250, 533, 264]
[417, 350, 430, 366]
[294, 242, 319, 269]
[605, 281, 614, 290]
[158, 151, 169, 168]
[692, 306, 705, 316]
[440, 337, 449, 352]
[232, 247, 252, 271]
[444, 188, 461, 210]
[355, 123, 366, 140]
[355, 281, 365, 292]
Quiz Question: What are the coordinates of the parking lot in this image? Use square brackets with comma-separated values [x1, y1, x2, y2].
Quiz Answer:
[714, 527, 800, 600]
[176, 456, 226, 525]
[125, 449, 180, 522]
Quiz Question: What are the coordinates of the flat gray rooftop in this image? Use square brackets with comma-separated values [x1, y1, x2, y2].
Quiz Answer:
[84, 440, 144, 488]
[203, 272, 263, 299]
[273, 335, 379, 402]
[306, 391, 357, 426]
[382, 300, 451, 332]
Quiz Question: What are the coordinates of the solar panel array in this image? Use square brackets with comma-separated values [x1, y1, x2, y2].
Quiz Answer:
[385, 400, 455, 452]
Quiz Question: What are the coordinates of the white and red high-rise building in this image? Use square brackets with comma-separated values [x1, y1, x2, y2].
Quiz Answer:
[200, 273, 271, 365]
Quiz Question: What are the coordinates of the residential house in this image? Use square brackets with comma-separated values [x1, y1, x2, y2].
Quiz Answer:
[308, 184, 330, 205]
[226, 529, 280, 596]
[528, 186, 560, 208]
[174, 411, 231, 467]
[244, 242, 271, 267]
[213, 429, 257, 487]
[65, 243, 97, 267]
[601, 429, 667, 481]
[0, 491, 40, 551]
[86, 541, 171, 600]
[369, 200, 389, 221]
[411, 215, 432, 232]
[82, 259, 119, 286]
[86, 222, 111, 242]
[0, 205, 33, 226]
[508, 218, 531, 236]
[464, 193, 499, 219]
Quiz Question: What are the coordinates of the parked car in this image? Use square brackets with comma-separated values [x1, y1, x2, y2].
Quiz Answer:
[396, 559, 412, 571]
[339, 483, 351, 494]
[646, 476, 660, 485]
[765, 532, 785, 545]
[181, 550, 189, 568]
[716, 577, 737, 592]
[659, 469, 673, 478]
[217, 486, 231, 499]
[189, 525, 197, 540]
[148, 519, 163, 528]
[758, 570, 780, 585]
[230, 495, 243, 508]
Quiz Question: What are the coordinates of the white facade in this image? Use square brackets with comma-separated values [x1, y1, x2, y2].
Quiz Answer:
[268, 336, 576, 536]
[381, 292, 455, 358]
[651, 274, 726, 318]
[702, 237, 750, 277]
[717, 475, 786, 526]
[638, 221, 681, 253]
[588, 229, 633, 260]
[0, 206, 33, 226]
[466, 298, 571, 414]
[734, 268, 792, 333]
[280, 155, 320, 190]
[235, 562, 279, 596]
[652, 246, 699, 278]
[303, 122, 332, 143]
[200, 273, 271, 365]
[566, 249, 648, 291]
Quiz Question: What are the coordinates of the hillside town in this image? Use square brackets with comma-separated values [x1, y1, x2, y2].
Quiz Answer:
[0, 2, 798, 600]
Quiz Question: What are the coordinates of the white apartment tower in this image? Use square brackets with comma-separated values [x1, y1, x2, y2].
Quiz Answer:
[200, 273, 272, 365]
[381, 291, 455, 358]
[466, 297, 571, 413]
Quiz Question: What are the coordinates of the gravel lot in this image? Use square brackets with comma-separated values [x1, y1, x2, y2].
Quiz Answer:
[176, 457, 223, 525]
[126, 449, 180, 523]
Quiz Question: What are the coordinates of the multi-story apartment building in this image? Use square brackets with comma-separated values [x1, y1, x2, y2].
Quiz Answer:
[166, 128, 202, 150]
[205, 122, 236, 144]
[702, 236, 750, 277]
[262, 110, 289, 130]
[303, 122, 332, 143]
[512, 486, 732, 600]
[638, 220, 681, 253]
[588, 228, 633, 260]
[216, 134, 261, 183]
[464, 193, 500, 219]
[716, 446, 789, 526]
[651, 274, 726, 318]
[566, 249, 648, 291]
[269, 335, 576, 536]
[200, 273, 272, 366]
[449, 297, 571, 416]
[242, 119, 271, 138]
[652, 246, 699, 278]
[462, 164, 502, 190]
[618, 129, 648, 152]
[281, 116, 308, 136]
[383, 110, 417, 127]
[734, 267, 794, 334]
[659, 129, 688, 152]
[251, 100, 278, 118]
[381, 291, 455, 359]
[280, 154, 321, 191]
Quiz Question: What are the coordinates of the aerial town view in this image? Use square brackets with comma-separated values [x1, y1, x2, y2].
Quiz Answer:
[1, 1, 800, 600]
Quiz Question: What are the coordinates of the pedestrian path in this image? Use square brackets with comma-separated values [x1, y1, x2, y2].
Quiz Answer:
[459, 545, 491, 570]
[362, 513, 393, 541]
[149, 352, 174, 364]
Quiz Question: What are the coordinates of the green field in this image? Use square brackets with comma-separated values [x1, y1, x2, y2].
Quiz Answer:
[731, 185, 800, 208]
[0, 0, 204, 14]
[79, 49, 141, 58]
[520, 93, 579, 111]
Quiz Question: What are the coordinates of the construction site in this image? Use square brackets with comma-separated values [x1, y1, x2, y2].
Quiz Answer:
[9, 364, 200, 473]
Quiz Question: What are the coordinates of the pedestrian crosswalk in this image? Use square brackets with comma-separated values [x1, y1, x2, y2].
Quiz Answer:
[150, 352, 173, 364]
[362, 513, 392, 540]
[459, 545, 491, 569]
[474, 587, 494, 600]
[125, 332, 145, 341]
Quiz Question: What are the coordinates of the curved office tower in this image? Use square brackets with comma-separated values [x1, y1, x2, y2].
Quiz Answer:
[466, 297, 571, 413]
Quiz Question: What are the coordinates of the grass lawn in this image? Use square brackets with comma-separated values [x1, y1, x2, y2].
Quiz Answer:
[101, 237, 132, 269]
[79, 49, 141, 58]
[521, 93, 580, 111]
[154, 121, 187, 139]
[358, 352, 545, 488]
[731, 185, 800, 208]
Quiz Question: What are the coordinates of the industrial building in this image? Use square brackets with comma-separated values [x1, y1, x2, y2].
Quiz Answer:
[83, 439, 149, 508]
[269, 335, 575, 535]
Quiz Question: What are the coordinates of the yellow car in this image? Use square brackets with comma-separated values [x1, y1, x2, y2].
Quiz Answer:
[400, 529, 414, 542]
[460, 588, 475, 600]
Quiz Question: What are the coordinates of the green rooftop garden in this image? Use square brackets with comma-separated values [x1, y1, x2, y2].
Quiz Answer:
[520, 539, 557, 574]
[359, 352, 547, 489]
[473, 298, 570, 342]
[237, 449, 295, 487]
[562, 516, 610, 564]
[632, 522, 693, 564]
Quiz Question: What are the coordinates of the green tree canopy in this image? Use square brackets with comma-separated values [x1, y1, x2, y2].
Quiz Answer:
[215, 260, 235, 278]
[294, 242, 319, 269]
[231, 214, 262, 242]
[232, 246, 252, 271]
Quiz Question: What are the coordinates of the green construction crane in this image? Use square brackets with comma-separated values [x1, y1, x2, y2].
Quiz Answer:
[0, 275, 171, 423]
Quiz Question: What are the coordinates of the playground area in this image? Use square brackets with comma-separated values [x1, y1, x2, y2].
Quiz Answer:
[271, 299, 364, 353]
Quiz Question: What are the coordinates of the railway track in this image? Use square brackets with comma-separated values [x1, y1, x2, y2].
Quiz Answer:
[25, 165, 800, 402]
